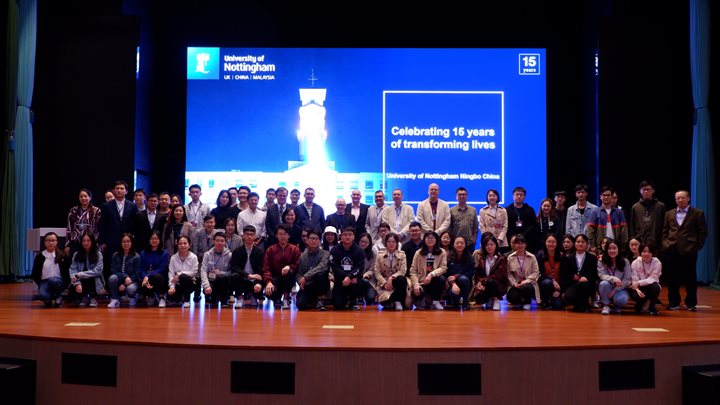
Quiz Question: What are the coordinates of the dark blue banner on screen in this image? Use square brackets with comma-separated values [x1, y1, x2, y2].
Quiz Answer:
[186, 48, 545, 209]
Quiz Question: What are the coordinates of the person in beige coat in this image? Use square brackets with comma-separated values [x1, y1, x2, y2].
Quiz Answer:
[381, 189, 416, 243]
[373, 233, 408, 310]
[479, 189, 509, 249]
[506, 234, 541, 309]
[410, 231, 448, 310]
[416, 183, 451, 235]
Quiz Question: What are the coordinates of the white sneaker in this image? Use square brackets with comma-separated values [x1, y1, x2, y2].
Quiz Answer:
[146, 296, 155, 306]
[89, 298, 98, 307]
[431, 300, 444, 310]
[601, 305, 611, 315]
[492, 298, 501, 311]
[281, 299, 291, 310]
[234, 298, 244, 309]
[158, 298, 166, 308]
[394, 302, 403, 311]
[129, 297, 137, 306]
[182, 301, 190, 308]
[107, 299, 120, 308]
[522, 304, 531, 310]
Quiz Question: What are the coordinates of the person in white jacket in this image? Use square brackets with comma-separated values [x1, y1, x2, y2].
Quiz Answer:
[167, 236, 199, 308]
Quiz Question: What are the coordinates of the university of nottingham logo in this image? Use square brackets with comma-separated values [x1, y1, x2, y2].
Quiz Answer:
[187, 47, 219, 80]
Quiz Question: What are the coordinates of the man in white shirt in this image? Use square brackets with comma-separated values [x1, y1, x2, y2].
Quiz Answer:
[237, 192, 267, 249]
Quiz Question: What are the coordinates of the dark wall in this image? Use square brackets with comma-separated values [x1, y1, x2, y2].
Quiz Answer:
[598, 3, 693, 210]
[29, 0, 715, 228]
[33, 1, 138, 226]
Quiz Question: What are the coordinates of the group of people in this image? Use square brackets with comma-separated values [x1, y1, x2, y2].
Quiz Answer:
[31, 179, 706, 314]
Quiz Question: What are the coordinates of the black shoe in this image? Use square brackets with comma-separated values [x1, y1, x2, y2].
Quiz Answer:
[687, 306, 697, 312]
[666, 305, 680, 310]
[648, 308, 659, 316]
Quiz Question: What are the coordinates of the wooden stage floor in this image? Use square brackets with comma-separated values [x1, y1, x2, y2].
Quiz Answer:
[2, 281, 719, 351]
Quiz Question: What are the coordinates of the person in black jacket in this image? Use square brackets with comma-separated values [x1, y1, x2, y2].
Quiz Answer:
[31, 232, 71, 307]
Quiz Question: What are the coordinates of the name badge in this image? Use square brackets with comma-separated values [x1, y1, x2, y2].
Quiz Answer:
[548, 221, 554, 227]
[343, 264, 352, 271]
[516, 220, 523, 228]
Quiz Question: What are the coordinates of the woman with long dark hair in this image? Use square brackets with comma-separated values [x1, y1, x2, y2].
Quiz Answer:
[139, 230, 170, 307]
[65, 188, 101, 257]
[163, 204, 194, 255]
[69, 232, 105, 307]
[597, 238, 632, 315]
[107, 233, 141, 308]
[471, 232, 508, 310]
[536, 234, 564, 310]
[409, 231, 447, 310]
[210, 190, 240, 230]
[559, 234, 598, 312]
[445, 236, 474, 309]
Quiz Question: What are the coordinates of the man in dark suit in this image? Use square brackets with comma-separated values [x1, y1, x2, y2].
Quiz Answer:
[133, 192, 163, 250]
[662, 190, 707, 311]
[99, 180, 138, 278]
[229, 225, 265, 308]
[266, 187, 296, 247]
[296, 187, 325, 234]
[349, 190, 370, 241]
[326, 198, 356, 236]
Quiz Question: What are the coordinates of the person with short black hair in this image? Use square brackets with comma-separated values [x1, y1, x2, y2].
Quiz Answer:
[629, 180, 666, 247]
[297, 187, 326, 234]
[506, 186, 539, 253]
[450, 187, 479, 250]
[587, 186, 629, 255]
[200, 232, 234, 307]
[185, 184, 210, 230]
[237, 191, 267, 249]
[444, 235, 474, 309]
[365, 190, 387, 242]
[630, 242, 662, 315]
[99, 180, 138, 279]
[133, 188, 146, 212]
[31, 232, 70, 308]
[229, 225, 264, 308]
[263, 224, 301, 309]
[295, 229, 331, 310]
[329, 226, 366, 310]
[565, 184, 597, 237]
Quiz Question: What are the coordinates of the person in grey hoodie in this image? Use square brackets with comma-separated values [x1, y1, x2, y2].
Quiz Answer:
[200, 232, 234, 307]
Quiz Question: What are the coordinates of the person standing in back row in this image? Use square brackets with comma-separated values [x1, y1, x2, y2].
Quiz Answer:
[662, 190, 707, 312]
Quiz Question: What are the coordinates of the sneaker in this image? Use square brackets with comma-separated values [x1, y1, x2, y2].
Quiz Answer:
[316, 300, 326, 311]
[431, 300, 444, 310]
[54, 296, 63, 307]
[687, 306, 697, 312]
[667, 305, 680, 310]
[89, 298, 98, 307]
[492, 299, 501, 311]
[351, 304, 361, 310]
[648, 307, 659, 316]
[129, 297, 137, 307]
[107, 299, 120, 308]
[234, 298, 244, 309]
[158, 298, 166, 308]
[146, 296, 156, 306]
[522, 304, 531, 310]
[601, 305, 610, 315]
[394, 301, 403, 311]
[282, 299, 291, 309]
[182, 302, 190, 308]
[79, 297, 89, 306]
